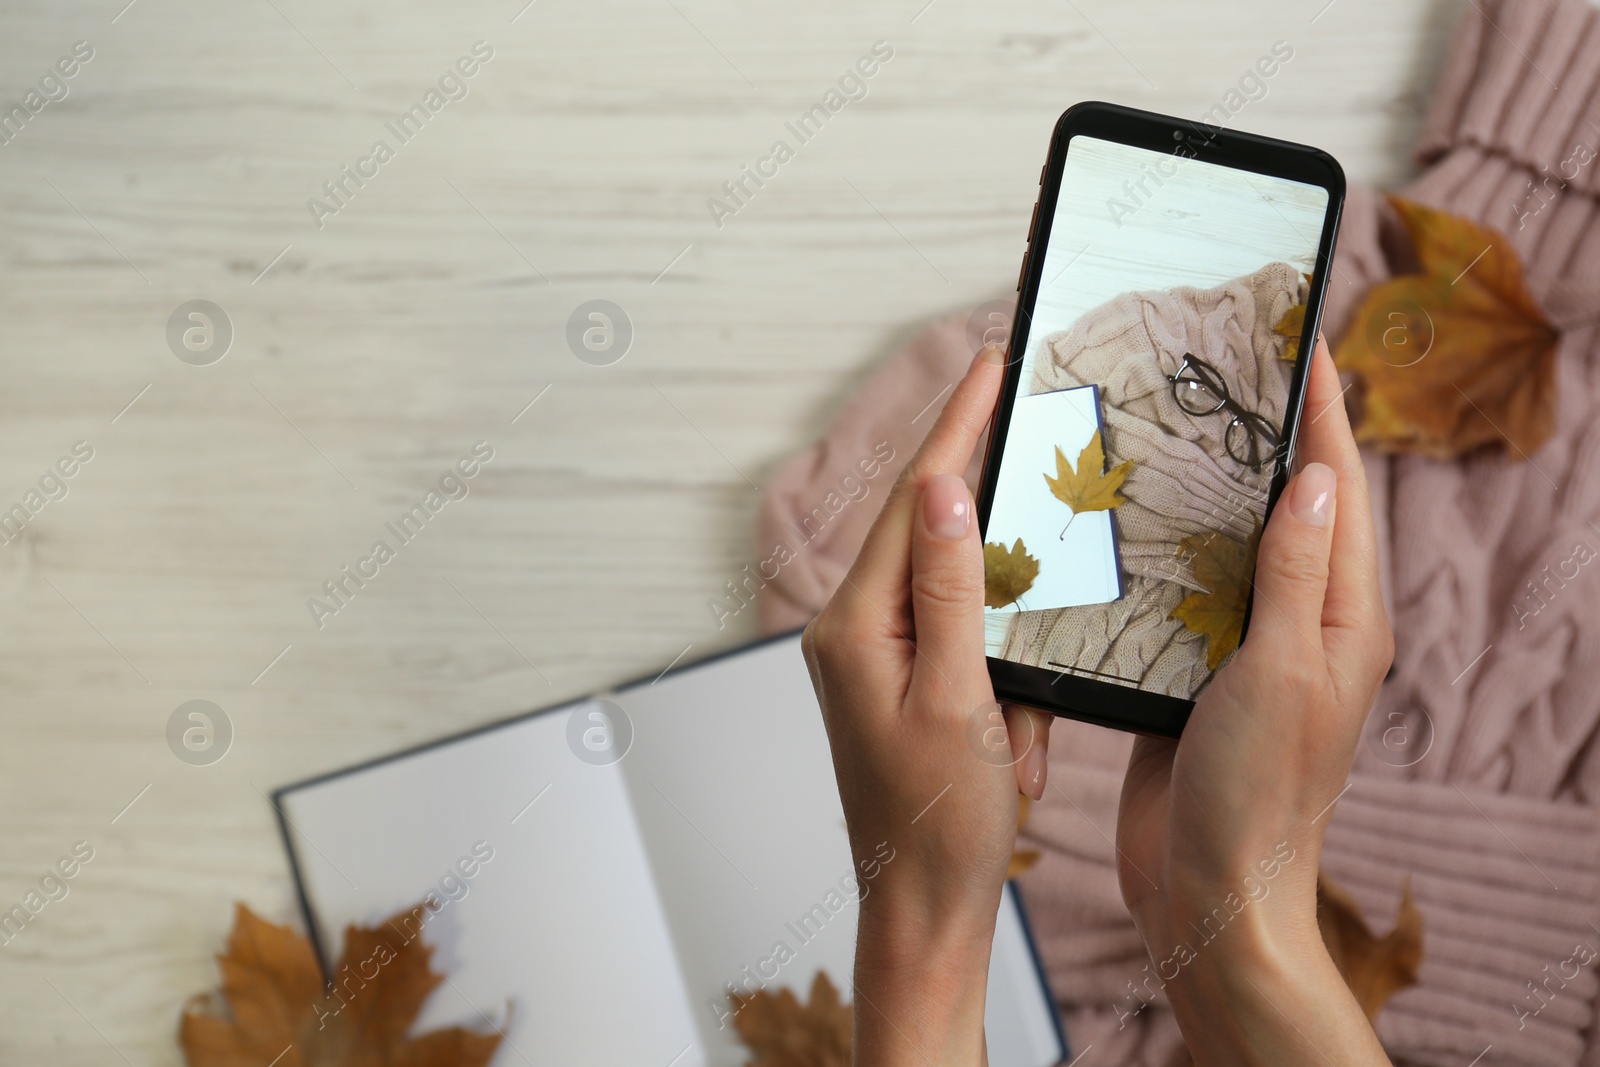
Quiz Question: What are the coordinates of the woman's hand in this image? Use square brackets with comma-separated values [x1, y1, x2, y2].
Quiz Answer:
[802, 343, 1054, 1067]
[804, 332, 1394, 1067]
[1116, 334, 1396, 1065]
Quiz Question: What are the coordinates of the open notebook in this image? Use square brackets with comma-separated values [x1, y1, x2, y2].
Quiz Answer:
[273, 631, 1068, 1067]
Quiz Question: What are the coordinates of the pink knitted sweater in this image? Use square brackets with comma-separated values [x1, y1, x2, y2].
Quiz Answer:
[755, 1, 1600, 1063]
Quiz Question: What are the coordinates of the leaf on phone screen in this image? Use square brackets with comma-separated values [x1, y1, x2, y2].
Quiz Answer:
[1045, 429, 1133, 523]
[729, 970, 852, 1067]
[1334, 195, 1558, 459]
[179, 902, 503, 1067]
[985, 538, 1040, 609]
[1167, 521, 1262, 671]
[1272, 272, 1315, 358]
[1318, 870, 1423, 1022]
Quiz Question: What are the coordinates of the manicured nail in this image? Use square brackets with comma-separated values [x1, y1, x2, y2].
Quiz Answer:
[1291, 462, 1336, 527]
[923, 474, 971, 540]
[1019, 738, 1046, 801]
[980, 342, 1006, 365]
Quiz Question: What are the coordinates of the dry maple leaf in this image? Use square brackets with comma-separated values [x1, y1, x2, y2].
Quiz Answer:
[1165, 867, 1424, 1067]
[1045, 429, 1133, 540]
[730, 971, 852, 1067]
[1334, 195, 1559, 459]
[180, 902, 502, 1067]
[1272, 272, 1315, 358]
[1318, 870, 1424, 1022]
[1009, 794, 1041, 878]
[1167, 521, 1261, 671]
[985, 538, 1040, 609]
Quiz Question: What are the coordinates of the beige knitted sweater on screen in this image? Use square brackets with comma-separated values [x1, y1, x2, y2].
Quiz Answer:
[1002, 262, 1304, 699]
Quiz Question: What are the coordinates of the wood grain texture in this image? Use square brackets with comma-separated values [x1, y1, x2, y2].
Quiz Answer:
[0, 0, 1456, 1060]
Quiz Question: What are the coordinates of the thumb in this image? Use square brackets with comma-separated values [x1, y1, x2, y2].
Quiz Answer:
[1246, 461, 1337, 661]
[908, 473, 985, 700]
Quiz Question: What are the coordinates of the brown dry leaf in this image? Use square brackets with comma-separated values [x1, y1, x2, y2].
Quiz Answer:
[1007, 847, 1043, 878]
[1334, 195, 1559, 459]
[984, 538, 1040, 609]
[1045, 430, 1133, 525]
[1165, 867, 1424, 1067]
[180, 902, 502, 1067]
[1272, 272, 1315, 358]
[1318, 871, 1424, 1021]
[1009, 794, 1041, 878]
[1167, 521, 1261, 671]
[730, 971, 852, 1067]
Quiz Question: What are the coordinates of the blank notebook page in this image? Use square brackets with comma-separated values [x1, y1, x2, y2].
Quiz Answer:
[277, 699, 698, 1065]
[277, 634, 1064, 1067]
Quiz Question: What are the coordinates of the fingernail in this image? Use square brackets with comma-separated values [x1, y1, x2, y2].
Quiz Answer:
[1290, 462, 1336, 527]
[980, 342, 1006, 365]
[1019, 737, 1046, 801]
[923, 474, 971, 540]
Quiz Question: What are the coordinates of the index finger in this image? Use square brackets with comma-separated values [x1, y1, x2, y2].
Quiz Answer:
[837, 345, 1006, 622]
[1292, 334, 1386, 648]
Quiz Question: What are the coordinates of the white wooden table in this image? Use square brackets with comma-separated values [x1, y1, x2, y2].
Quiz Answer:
[0, 0, 1454, 1060]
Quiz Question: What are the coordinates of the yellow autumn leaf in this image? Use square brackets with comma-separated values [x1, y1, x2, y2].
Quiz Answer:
[1007, 848, 1042, 878]
[1009, 794, 1041, 878]
[1167, 520, 1261, 671]
[984, 538, 1039, 610]
[1044, 429, 1132, 540]
[1273, 271, 1315, 359]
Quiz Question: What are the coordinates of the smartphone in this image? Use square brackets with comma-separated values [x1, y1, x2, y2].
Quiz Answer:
[976, 100, 1344, 738]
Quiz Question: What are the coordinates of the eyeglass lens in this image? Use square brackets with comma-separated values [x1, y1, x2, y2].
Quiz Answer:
[1172, 357, 1227, 416]
[1170, 354, 1279, 471]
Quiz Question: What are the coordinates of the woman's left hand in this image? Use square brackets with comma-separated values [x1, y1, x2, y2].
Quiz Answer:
[802, 343, 1053, 1067]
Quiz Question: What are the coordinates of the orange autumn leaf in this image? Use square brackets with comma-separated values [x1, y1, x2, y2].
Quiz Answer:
[730, 971, 852, 1067]
[1167, 521, 1261, 671]
[180, 902, 502, 1067]
[1318, 871, 1424, 1022]
[1334, 195, 1559, 459]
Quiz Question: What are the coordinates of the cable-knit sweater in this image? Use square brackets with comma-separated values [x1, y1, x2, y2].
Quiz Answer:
[755, 1, 1600, 1062]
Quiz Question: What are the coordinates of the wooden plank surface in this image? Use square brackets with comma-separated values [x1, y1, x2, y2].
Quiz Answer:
[0, 0, 1458, 1060]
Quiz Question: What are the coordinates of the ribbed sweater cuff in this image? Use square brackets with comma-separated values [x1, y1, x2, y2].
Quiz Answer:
[1322, 776, 1600, 1067]
[1417, 0, 1600, 201]
[1023, 762, 1600, 1066]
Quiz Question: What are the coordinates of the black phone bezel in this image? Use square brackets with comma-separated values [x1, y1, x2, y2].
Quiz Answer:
[977, 99, 1346, 739]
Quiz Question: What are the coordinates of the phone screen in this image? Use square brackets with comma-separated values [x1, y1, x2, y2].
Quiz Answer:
[983, 133, 1330, 701]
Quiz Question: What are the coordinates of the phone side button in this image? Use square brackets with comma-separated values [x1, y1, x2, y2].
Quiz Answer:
[1017, 255, 1027, 292]
[1028, 201, 1040, 239]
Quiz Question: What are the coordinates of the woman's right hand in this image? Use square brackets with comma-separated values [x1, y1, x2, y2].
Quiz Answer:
[1115, 334, 1396, 1065]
